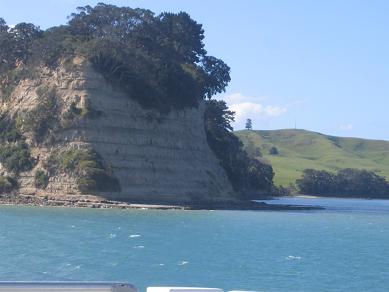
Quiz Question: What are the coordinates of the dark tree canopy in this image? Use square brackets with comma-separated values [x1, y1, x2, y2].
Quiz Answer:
[0, 22, 42, 66]
[155, 12, 206, 63]
[0, 18, 8, 33]
[297, 168, 389, 198]
[201, 56, 231, 99]
[0, 3, 230, 112]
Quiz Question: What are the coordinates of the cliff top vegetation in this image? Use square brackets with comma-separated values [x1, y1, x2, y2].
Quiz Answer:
[0, 3, 230, 112]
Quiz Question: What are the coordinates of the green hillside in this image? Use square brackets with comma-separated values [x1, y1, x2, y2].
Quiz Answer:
[235, 129, 389, 187]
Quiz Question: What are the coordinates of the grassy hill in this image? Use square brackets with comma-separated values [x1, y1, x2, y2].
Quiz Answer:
[235, 129, 389, 187]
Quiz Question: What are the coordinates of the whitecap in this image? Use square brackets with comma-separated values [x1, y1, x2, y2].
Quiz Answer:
[129, 234, 141, 238]
[286, 255, 301, 260]
[178, 261, 189, 265]
[67, 264, 81, 271]
[108, 233, 117, 238]
[134, 245, 145, 249]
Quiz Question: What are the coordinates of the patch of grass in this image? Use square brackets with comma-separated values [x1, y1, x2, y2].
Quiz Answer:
[236, 129, 389, 187]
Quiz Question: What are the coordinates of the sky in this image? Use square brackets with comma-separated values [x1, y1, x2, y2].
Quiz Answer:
[2, 0, 389, 140]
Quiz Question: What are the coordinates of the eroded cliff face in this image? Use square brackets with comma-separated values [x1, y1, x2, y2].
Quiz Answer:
[0, 59, 236, 203]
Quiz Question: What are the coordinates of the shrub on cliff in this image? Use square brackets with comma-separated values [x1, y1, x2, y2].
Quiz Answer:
[0, 115, 22, 143]
[0, 115, 34, 174]
[34, 170, 48, 189]
[47, 148, 120, 193]
[0, 176, 17, 194]
[0, 142, 35, 174]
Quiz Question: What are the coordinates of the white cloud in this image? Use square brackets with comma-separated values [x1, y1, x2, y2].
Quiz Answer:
[338, 123, 353, 131]
[230, 102, 287, 121]
[224, 93, 266, 105]
[222, 93, 287, 127]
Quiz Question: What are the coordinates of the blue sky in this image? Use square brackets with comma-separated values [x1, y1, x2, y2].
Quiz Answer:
[3, 0, 389, 140]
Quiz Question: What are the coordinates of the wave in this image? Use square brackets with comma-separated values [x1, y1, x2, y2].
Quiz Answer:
[286, 255, 301, 260]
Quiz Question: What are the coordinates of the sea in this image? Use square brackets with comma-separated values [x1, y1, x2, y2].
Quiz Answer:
[1, 197, 389, 292]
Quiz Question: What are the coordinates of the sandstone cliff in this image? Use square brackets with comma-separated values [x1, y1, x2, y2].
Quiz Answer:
[0, 59, 236, 203]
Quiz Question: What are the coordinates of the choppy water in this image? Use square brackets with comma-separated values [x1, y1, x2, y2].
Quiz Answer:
[1, 198, 389, 291]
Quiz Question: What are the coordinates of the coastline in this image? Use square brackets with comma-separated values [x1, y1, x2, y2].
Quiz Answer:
[0, 194, 323, 211]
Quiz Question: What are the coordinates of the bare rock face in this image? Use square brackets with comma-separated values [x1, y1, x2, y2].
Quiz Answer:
[1, 60, 236, 203]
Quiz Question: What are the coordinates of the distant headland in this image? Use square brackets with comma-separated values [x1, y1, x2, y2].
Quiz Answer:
[236, 129, 389, 199]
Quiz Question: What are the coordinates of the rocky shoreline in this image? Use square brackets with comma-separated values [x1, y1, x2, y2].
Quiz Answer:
[0, 193, 187, 210]
[0, 193, 323, 211]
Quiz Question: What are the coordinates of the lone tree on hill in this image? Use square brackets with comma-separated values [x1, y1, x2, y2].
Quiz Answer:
[245, 118, 252, 130]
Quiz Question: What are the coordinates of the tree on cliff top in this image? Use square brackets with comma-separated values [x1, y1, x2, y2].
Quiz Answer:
[0, 20, 42, 73]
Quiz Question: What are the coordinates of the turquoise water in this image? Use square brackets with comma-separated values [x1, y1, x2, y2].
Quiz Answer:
[1, 199, 389, 291]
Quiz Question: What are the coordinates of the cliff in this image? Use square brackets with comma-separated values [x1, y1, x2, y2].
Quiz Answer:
[0, 59, 236, 204]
